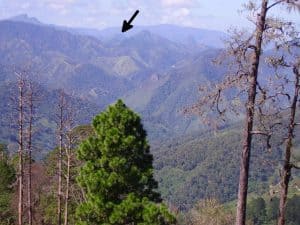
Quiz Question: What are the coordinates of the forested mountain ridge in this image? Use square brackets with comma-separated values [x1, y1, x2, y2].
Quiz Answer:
[0, 18, 228, 141]
[153, 122, 300, 210]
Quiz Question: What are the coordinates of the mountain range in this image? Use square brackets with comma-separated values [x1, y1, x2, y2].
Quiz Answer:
[9, 14, 227, 48]
[0, 14, 229, 142]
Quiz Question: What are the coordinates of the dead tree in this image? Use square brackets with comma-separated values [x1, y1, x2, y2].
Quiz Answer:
[232, 6, 300, 222]
[55, 90, 79, 225]
[268, 39, 300, 225]
[24, 80, 40, 225]
[234, 3, 299, 224]
[16, 72, 26, 225]
[52, 89, 87, 225]
[64, 134, 71, 225]
[12, 68, 40, 225]
[26, 81, 33, 225]
[235, 3, 267, 224]
[278, 60, 299, 225]
[259, 27, 300, 225]
[185, 1, 299, 225]
[63, 132, 76, 225]
[56, 89, 68, 225]
[63, 96, 76, 225]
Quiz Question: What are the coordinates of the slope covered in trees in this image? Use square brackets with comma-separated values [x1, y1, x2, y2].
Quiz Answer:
[153, 122, 300, 210]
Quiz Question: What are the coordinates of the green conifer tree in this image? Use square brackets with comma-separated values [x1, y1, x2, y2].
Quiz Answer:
[0, 143, 16, 225]
[76, 99, 175, 225]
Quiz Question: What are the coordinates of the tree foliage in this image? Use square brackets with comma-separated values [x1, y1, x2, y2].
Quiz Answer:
[246, 195, 300, 225]
[76, 99, 175, 225]
[0, 143, 16, 225]
[188, 199, 235, 225]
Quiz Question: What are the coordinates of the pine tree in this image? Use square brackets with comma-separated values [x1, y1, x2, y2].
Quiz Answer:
[76, 99, 175, 225]
[0, 143, 16, 224]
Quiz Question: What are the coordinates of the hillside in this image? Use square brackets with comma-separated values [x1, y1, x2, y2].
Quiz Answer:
[0, 18, 229, 141]
[153, 123, 300, 210]
[1, 16, 282, 143]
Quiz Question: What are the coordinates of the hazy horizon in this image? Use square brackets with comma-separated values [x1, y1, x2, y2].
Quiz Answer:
[0, 13, 229, 33]
[0, 0, 299, 32]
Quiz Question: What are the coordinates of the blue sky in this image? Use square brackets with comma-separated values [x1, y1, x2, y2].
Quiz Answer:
[0, 0, 299, 31]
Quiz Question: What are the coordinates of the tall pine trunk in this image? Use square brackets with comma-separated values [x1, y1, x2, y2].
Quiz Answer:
[235, 1, 268, 224]
[17, 77, 25, 225]
[64, 153, 71, 225]
[27, 82, 34, 225]
[57, 90, 66, 225]
[58, 113, 63, 225]
[277, 65, 300, 225]
[63, 102, 75, 225]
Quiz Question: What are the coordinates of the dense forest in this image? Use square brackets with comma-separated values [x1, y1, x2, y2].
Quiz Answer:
[0, 0, 300, 225]
[1, 104, 300, 225]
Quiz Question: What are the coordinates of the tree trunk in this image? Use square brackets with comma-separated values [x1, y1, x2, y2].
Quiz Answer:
[27, 83, 34, 225]
[57, 91, 65, 225]
[18, 77, 25, 225]
[63, 107, 75, 225]
[277, 66, 300, 225]
[58, 118, 63, 225]
[235, 1, 268, 225]
[64, 154, 71, 225]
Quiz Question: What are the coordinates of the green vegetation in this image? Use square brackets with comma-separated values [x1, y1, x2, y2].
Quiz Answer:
[76, 100, 175, 225]
[0, 144, 16, 225]
[175, 194, 300, 225]
[246, 195, 300, 225]
[153, 127, 285, 210]
[188, 199, 235, 225]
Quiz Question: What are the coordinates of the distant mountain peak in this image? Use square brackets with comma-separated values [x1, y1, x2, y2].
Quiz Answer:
[9, 14, 42, 25]
[120, 29, 173, 47]
[134, 30, 153, 39]
[99, 24, 227, 48]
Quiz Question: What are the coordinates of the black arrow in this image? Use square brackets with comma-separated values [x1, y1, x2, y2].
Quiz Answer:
[122, 10, 139, 33]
